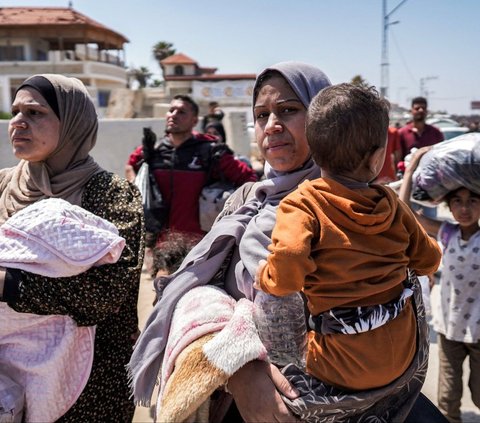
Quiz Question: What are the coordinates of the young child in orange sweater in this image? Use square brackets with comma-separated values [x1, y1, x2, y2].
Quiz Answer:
[255, 83, 442, 390]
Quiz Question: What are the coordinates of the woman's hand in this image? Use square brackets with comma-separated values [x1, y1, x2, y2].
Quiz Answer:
[227, 360, 300, 422]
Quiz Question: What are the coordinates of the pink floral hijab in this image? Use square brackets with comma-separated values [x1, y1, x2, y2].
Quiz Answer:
[0, 74, 103, 223]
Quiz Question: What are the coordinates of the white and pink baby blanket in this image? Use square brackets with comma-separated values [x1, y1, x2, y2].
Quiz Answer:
[0, 198, 125, 422]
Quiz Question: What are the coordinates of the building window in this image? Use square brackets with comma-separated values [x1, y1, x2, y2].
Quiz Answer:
[98, 90, 110, 107]
[37, 50, 48, 61]
[174, 65, 184, 76]
[0, 45, 25, 61]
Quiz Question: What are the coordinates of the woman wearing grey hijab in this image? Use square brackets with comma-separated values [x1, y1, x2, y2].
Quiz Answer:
[129, 62, 330, 421]
[0, 74, 144, 422]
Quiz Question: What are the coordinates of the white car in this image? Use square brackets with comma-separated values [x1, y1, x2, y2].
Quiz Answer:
[439, 126, 469, 140]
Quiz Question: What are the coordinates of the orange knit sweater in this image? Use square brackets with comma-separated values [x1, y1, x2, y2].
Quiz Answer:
[259, 177, 442, 390]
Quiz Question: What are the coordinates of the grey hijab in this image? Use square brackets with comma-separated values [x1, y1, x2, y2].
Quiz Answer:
[128, 62, 332, 406]
[254, 61, 331, 109]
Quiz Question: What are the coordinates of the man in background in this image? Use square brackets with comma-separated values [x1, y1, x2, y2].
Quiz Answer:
[394, 96, 444, 166]
[126, 95, 256, 244]
[395, 96, 444, 218]
[201, 101, 225, 132]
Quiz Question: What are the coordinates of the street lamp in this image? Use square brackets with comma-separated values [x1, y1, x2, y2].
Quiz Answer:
[380, 0, 408, 98]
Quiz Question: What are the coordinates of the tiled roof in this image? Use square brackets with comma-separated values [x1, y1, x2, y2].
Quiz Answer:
[161, 54, 256, 80]
[165, 74, 257, 81]
[0, 7, 128, 43]
[160, 53, 198, 65]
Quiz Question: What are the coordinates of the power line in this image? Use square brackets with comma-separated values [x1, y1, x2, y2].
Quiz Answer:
[390, 29, 417, 87]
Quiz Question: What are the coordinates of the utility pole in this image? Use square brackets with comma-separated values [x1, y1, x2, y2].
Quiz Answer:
[380, 0, 408, 98]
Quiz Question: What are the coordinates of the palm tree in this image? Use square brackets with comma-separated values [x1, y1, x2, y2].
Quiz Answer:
[153, 41, 176, 64]
[129, 66, 152, 88]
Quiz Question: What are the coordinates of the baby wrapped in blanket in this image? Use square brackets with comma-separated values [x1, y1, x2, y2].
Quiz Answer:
[0, 198, 125, 423]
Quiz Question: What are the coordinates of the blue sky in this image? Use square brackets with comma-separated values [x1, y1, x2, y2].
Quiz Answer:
[4, 0, 480, 115]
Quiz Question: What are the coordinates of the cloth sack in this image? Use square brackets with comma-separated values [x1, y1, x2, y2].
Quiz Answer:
[412, 133, 480, 204]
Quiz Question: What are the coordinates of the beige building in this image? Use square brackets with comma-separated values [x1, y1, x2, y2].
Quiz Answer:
[0, 6, 128, 115]
[0, 8, 257, 158]
[160, 53, 255, 107]
[125, 53, 257, 119]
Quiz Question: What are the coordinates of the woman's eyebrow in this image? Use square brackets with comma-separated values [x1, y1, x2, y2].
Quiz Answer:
[14, 99, 49, 108]
[276, 98, 302, 105]
[254, 98, 302, 109]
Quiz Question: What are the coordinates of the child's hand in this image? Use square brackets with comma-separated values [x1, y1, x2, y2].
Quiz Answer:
[253, 259, 267, 291]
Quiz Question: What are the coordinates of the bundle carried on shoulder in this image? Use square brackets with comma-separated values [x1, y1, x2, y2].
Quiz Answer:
[412, 133, 480, 204]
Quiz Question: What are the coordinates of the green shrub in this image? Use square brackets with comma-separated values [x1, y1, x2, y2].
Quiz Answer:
[0, 111, 11, 120]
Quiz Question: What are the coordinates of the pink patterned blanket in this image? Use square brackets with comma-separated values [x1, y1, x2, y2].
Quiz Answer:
[156, 286, 267, 422]
[0, 198, 125, 422]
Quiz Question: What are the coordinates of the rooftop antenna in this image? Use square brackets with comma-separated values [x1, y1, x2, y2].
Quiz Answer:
[380, 0, 407, 98]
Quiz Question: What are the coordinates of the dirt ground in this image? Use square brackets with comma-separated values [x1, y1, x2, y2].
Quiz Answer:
[132, 269, 156, 423]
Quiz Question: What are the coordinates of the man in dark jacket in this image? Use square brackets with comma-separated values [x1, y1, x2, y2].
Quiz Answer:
[126, 95, 257, 245]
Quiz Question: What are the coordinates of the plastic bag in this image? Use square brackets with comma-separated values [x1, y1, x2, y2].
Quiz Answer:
[412, 133, 480, 204]
[199, 181, 235, 232]
[134, 162, 168, 233]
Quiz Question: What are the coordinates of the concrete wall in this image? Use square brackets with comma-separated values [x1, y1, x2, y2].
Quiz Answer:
[0, 118, 165, 177]
[0, 112, 253, 178]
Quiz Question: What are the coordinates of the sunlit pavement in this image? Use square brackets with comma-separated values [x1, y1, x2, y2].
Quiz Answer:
[422, 285, 480, 422]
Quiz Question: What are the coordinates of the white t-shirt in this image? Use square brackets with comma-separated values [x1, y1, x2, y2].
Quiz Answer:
[432, 221, 480, 343]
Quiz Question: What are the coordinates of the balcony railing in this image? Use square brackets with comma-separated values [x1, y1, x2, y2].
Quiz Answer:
[0, 60, 127, 82]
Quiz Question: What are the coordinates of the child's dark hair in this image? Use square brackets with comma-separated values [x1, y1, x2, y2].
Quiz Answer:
[306, 83, 390, 174]
[445, 187, 480, 205]
[151, 232, 199, 277]
[205, 121, 227, 143]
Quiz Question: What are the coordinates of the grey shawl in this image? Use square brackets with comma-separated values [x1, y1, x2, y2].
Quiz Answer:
[129, 159, 321, 405]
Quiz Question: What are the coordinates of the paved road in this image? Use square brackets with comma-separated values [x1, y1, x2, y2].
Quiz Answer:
[133, 270, 156, 423]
